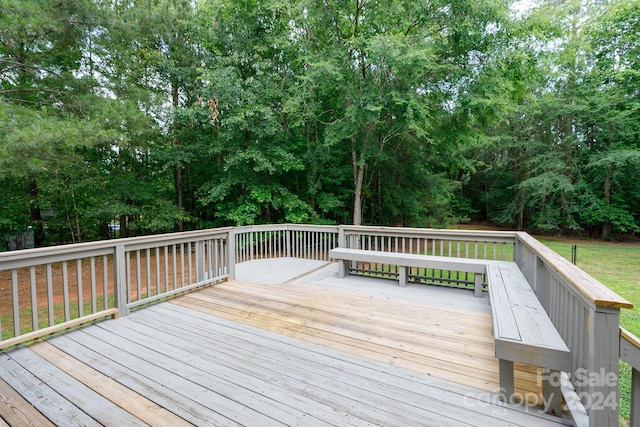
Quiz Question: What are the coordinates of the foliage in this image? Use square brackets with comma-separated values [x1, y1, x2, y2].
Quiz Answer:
[1, 0, 640, 246]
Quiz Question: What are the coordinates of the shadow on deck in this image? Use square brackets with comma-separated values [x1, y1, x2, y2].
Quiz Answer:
[0, 258, 572, 426]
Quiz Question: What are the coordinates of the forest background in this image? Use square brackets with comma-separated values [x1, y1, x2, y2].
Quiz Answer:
[1, 0, 639, 248]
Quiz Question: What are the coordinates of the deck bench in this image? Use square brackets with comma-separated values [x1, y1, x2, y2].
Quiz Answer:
[329, 248, 571, 411]
[486, 262, 571, 408]
[328, 247, 488, 298]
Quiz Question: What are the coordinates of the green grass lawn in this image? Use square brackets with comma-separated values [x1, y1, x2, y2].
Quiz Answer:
[538, 238, 640, 336]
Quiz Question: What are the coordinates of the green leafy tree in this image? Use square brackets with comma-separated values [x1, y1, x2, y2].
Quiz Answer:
[185, 0, 313, 226]
[579, 0, 640, 238]
[289, 0, 511, 226]
[0, 0, 107, 245]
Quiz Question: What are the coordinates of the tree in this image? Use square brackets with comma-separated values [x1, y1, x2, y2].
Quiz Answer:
[579, 0, 640, 238]
[184, 0, 314, 226]
[291, 0, 511, 226]
[0, 0, 105, 245]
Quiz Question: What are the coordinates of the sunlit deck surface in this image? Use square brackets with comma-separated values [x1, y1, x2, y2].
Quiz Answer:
[0, 258, 572, 426]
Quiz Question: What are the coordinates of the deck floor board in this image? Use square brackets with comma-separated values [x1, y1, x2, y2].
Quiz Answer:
[0, 259, 571, 426]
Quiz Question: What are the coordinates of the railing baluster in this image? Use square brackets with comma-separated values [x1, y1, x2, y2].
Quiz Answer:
[188, 243, 193, 285]
[214, 239, 220, 277]
[133, 251, 140, 302]
[180, 244, 185, 289]
[62, 261, 70, 321]
[78, 259, 86, 316]
[310, 231, 314, 259]
[274, 231, 278, 258]
[12, 269, 19, 337]
[172, 245, 178, 290]
[164, 246, 169, 293]
[254, 231, 257, 260]
[147, 248, 152, 297]
[156, 248, 161, 295]
[221, 238, 226, 276]
[90, 257, 97, 314]
[30, 266, 37, 331]
[47, 263, 54, 325]
[205, 240, 211, 279]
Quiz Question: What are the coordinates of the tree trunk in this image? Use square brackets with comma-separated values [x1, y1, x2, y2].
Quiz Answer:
[28, 179, 45, 247]
[172, 83, 184, 231]
[174, 163, 183, 230]
[352, 150, 365, 226]
[119, 215, 127, 238]
[602, 163, 612, 240]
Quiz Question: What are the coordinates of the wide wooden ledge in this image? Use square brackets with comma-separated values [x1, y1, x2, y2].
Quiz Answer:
[516, 232, 633, 310]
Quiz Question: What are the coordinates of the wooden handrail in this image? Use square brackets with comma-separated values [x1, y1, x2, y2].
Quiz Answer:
[516, 232, 632, 309]
[620, 327, 640, 365]
[620, 327, 640, 427]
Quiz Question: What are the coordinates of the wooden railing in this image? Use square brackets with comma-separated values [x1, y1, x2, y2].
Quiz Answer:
[0, 228, 231, 350]
[233, 224, 338, 264]
[0, 224, 635, 426]
[620, 328, 640, 427]
[339, 226, 516, 289]
[515, 233, 632, 427]
[338, 226, 633, 427]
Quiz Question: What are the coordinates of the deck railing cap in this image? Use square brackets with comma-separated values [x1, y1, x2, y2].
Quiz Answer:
[515, 232, 633, 310]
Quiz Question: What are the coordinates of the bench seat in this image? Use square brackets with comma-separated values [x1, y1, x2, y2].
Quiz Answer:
[487, 262, 571, 406]
[329, 247, 571, 410]
[329, 247, 488, 297]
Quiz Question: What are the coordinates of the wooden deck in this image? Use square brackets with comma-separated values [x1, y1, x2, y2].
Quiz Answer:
[0, 258, 572, 426]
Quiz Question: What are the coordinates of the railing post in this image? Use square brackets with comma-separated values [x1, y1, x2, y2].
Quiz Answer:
[588, 306, 621, 427]
[338, 226, 346, 248]
[227, 230, 236, 281]
[620, 328, 640, 427]
[631, 367, 640, 427]
[286, 228, 292, 258]
[113, 244, 129, 318]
